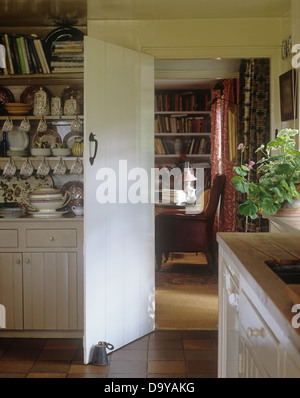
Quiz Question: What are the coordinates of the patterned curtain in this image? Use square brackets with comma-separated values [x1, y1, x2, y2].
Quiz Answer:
[236, 59, 270, 232]
[211, 79, 238, 232]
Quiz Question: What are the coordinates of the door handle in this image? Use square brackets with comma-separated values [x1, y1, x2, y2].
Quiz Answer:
[89, 132, 98, 166]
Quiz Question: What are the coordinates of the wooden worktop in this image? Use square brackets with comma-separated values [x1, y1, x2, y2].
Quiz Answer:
[217, 232, 300, 351]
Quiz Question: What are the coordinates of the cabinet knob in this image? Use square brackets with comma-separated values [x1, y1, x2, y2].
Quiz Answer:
[49, 236, 54, 241]
[247, 327, 264, 339]
[24, 258, 30, 263]
[15, 258, 21, 264]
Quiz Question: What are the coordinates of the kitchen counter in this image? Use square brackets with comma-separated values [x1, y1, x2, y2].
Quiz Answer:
[217, 232, 300, 353]
[263, 213, 300, 232]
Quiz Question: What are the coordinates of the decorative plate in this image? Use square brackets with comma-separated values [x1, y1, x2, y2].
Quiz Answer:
[63, 131, 83, 149]
[20, 85, 51, 106]
[0, 86, 15, 105]
[8, 127, 30, 151]
[0, 175, 53, 206]
[29, 210, 67, 218]
[61, 85, 84, 113]
[32, 129, 62, 149]
[44, 26, 84, 65]
[60, 180, 83, 211]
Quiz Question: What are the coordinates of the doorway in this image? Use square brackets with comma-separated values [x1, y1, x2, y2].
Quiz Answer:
[153, 58, 241, 330]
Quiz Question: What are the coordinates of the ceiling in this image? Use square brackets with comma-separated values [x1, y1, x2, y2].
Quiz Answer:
[0, 0, 87, 27]
[87, 0, 291, 20]
[0, 0, 290, 27]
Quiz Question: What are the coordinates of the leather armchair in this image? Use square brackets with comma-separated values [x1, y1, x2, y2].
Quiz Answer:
[155, 174, 226, 273]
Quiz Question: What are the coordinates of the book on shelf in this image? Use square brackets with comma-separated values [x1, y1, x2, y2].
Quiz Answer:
[50, 40, 84, 73]
[155, 89, 212, 112]
[155, 114, 209, 133]
[0, 33, 50, 75]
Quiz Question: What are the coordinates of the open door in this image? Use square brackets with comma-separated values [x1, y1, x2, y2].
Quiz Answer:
[83, 36, 155, 363]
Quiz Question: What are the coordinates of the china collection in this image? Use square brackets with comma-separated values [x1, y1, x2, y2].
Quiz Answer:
[0, 85, 84, 218]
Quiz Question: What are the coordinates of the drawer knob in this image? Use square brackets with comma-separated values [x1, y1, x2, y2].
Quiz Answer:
[247, 327, 264, 339]
[49, 236, 54, 241]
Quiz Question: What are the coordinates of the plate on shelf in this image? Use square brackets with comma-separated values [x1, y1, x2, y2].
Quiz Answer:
[61, 85, 84, 113]
[63, 131, 83, 149]
[0, 175, 53, 205]
[0, 86, 15, 105]
[29, 210, 68, 218]
[8, 127, 30, 151]
[20, 85, 51, 106]
[32, 129, 62, 149]
[60, 180, 83, 211]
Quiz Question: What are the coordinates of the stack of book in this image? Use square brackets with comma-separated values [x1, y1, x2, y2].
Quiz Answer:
[161, 189, 186, 204]
[0, 33, 50, 75]
[50, 41, 84, 73]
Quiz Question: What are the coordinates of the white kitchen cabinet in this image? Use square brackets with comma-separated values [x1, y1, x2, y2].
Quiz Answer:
[218, 232, 300, 378]
[0, 252, 23, 329]
[23, 251, 80, 330]
[0, 218, 83, 336]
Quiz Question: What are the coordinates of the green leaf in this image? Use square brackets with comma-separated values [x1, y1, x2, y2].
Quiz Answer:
[274, 163, 294, 175]
[233, 179, 249, 194]
[277, 128, 298, 137]
[233, 166, 248, 177]
[261, 198, 281, 215]
[239, 201, 258, 218]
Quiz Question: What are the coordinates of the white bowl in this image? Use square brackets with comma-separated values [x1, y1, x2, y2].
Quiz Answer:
[31, 148, 51, 157]
[52, 148, 71, 156]
[29, 198, 66, 212]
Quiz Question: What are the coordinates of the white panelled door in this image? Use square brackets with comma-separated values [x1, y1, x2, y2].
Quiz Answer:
[84, 36, 155, 363]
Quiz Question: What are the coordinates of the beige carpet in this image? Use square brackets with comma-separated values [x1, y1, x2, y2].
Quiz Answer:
[155, 285, 218, 330]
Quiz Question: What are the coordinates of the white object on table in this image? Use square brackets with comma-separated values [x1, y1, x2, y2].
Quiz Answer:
[0, 304, 5, 328]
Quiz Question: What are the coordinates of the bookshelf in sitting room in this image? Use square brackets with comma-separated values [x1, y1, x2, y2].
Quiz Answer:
[154, 87, 212, 188]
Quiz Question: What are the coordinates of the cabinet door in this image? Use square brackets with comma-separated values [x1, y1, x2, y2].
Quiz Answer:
[0, 253, 23, 329]
[23, 252, 80, 330]
[84, 36, 155, 362]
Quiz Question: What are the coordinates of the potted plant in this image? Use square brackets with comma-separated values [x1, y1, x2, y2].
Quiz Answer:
[232, 128, 300, 219]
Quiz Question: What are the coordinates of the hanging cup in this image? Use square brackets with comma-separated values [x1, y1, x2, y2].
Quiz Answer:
[20, 158, 34, 177]
[19, 117, 31, 133]
[2, 117, 13, 132]
[3, 158, 16, 177]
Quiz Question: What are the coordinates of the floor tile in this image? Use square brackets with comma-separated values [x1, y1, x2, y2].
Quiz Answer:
[68, 363, 108, 374]
[30, 361, 70, 373]
[110, 349, 148, 361]
[27, 373, 67, 378]
[108, 360, 147, 375]
[0, 361, 33, 373]
[1, 349, 41, 361]
[183, 339, 217, 350]
[148, 349, 184, 360]
[148, 360, 186, 374]
[37, 349, 75, 361]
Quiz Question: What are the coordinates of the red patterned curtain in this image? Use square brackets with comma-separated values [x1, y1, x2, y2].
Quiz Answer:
[211, 79, 238, 232]
[236, 59, 270, 232]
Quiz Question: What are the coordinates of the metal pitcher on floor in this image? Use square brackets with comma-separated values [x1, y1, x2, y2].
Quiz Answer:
[91, 341, 114, 366]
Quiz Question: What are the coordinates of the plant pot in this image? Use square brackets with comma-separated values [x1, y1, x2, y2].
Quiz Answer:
[275, 183, 300, 217]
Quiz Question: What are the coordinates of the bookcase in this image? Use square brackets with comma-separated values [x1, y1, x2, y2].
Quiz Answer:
[0, 29, 84, 173]
[154, 88, 212, 170]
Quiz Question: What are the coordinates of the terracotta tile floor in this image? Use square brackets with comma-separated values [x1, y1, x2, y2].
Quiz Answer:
[0, 330, 218, 378]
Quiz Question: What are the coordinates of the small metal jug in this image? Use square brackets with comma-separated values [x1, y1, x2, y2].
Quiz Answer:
[91, 341, 114, 366]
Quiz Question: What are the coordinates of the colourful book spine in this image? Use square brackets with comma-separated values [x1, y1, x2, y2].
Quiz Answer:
[16, 37, 26, 74]
[3, 34, 13, 74]
[20, 37, 30, 73]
